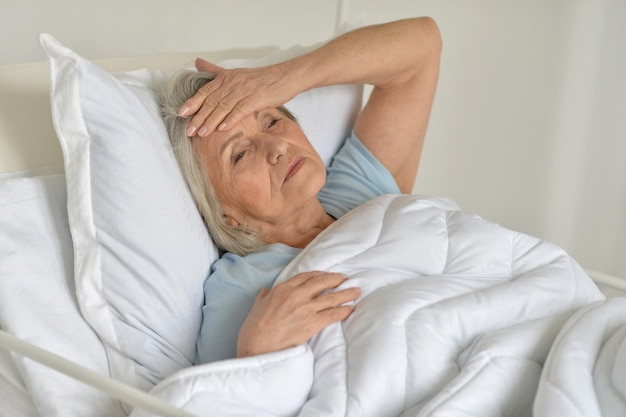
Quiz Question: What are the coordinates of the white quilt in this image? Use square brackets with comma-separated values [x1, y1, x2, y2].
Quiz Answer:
[131, 194, 605, 417]
[534, 297, 626, 417]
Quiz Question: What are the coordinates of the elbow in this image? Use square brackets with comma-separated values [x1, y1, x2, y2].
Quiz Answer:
[419, 16, 443, 57]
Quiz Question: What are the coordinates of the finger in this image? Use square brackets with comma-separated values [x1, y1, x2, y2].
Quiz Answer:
[191, 94, 235, 137]
[314, 287, 361, 310]
[299, 272, 349, 296]
[256, 287, 270, 300]
[177, 62, 225, 119]
[316, 305, 356, 326]
[186, 85, 240, 137]
[283, 271, 348, 296]
[283, 271, 328, 286]
[213, 96, 256, 132]
[194, 95, 252, 137]
[195, 58, 224, 74]
[178, 77, 220, 122]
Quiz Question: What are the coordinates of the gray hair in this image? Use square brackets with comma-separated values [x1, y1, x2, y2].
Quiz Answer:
[157, 70, 296, 256]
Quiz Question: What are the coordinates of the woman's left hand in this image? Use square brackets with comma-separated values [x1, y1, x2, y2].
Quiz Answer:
[236, 271, 360, 358]
[178, 58, 295, 137]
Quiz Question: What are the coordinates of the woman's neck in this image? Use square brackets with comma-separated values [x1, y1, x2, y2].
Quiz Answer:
[262, 201, 336, 249]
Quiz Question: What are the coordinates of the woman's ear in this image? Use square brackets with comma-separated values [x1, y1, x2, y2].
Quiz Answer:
[223, 213, 239, 227]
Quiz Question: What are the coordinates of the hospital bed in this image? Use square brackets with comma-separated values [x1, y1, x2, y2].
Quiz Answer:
[1, 7, 625, 417]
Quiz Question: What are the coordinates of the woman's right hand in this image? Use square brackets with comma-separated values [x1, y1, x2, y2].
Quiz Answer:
[179, 58, 297, 137]
[236, 271, 361, 358]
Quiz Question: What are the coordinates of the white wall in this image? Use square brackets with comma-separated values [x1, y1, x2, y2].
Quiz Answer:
[0, 0, 340, 64]
[1, 0, 624, 279]
[348, 0, 626, 280]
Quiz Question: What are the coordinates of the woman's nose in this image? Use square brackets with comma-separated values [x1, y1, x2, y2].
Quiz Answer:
[264, 136, 288, 164]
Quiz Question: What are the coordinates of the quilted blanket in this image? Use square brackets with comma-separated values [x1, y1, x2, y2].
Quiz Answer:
[534, 297, 626, 416]
[131, 194, 605, 417]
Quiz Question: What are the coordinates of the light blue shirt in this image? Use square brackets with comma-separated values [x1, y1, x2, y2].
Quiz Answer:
[195, 131, 400, 364]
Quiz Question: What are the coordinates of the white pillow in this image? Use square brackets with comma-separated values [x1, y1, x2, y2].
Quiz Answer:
[42, 33, 217, 394]
[40, 33, 363, 393]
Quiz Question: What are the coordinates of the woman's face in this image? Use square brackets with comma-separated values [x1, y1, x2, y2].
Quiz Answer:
[192, 108, 326, 239]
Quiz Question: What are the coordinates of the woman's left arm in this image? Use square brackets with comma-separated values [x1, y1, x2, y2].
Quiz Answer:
[346, 18, 441, 193]
[285, 17, 441, 192]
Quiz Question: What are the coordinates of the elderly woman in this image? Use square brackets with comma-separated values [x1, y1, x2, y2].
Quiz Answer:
[159, 17, 441, 364]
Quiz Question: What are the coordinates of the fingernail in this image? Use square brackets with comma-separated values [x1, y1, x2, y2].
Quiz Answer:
[198, 127, 208, 137]
[178, 106, 191, 117]
[186, 125, 197, 137]
[217, 122, 227, 131]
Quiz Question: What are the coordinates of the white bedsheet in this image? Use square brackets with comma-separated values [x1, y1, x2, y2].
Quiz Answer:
[131, 194, 605, 417]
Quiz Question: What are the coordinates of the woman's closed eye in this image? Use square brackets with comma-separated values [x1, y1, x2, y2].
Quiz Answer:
[233, 149, 246, 164]
[264, 115, 279, 130]
[230, 115, 279, 165]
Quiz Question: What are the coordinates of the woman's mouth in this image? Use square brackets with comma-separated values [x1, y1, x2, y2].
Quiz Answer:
[284, 157, 305, 183]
